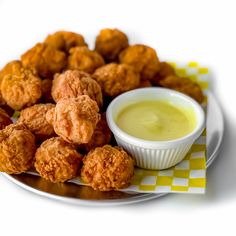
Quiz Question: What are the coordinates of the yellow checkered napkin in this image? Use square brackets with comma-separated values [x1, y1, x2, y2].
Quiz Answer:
[68, 62, 209, 194]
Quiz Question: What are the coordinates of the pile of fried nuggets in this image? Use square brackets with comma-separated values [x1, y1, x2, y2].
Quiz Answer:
[0, 29, 204, 191]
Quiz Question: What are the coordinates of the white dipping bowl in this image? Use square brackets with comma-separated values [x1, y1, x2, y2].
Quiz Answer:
[106, 88, 205, 170]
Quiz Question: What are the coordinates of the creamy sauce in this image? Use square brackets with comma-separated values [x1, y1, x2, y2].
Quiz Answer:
[116, 100, 196, 141]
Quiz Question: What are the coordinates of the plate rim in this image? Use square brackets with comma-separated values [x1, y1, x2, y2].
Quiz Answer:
[1, 91, 224, 206]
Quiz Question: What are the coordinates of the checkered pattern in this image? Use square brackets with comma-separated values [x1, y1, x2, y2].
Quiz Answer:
[123, 137, 206, 193]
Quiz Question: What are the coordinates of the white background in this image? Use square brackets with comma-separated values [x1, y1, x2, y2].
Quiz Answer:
[0, 0, 236, 235]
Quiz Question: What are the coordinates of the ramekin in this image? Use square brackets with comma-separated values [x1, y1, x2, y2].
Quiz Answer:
[106, 88, 205, 170]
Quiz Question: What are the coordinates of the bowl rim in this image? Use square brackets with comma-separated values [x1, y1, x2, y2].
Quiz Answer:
[106, 87, 205, 149]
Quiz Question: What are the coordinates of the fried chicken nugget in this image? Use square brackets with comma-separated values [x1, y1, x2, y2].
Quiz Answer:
[81, 145, 134, 191]
[152, 62, 176, 85]
[35, 137, 83, 183]
[0, 124, 36, 174]
[44, 31, 87, 53]
[0, 60, 23, 106]
[47, 96, 101, 144]
[95, 28, 129, 62]
[17, 103, 55, 141]
[119, 44, 161, 80]
[0, 108, 12, 130]
[1, 65, 42, 110]
[79, 113, 111, 152]
[93, 63, 140, 97]
[159, 75, 204, 103]
[67, 46, 105, 73]
[52, 70, 103, 107]
[21, 43, 67, 78]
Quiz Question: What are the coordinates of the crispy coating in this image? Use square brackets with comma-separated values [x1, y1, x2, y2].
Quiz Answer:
[52, 70, 103, 107]
[137, 79, 152, 88]
[93, 63, 140, 97]
[119, 44, 161, 80]
[21, 43, 67, 78]
[48, 96, 101, 144]
[67, 46, 105, 73]
[0, 60, 23, 81]
[0, 108, 12, 130]
[44, 31, 87, 53]
[35, 137, 83, 183]
[152, 62, 176, 85]
[79, 113, 111, 152]
[0, 124, 36, 174]
[159, 75, 204, 103]
[0, 60, 23, 106]
[17, 103, 56, 141]
[81, 145, 134, 191]
[95, 28, 128, 62]
[1, 66, 42, 110]
[41, 79, 54, 103]
[45, 107, 54, 126]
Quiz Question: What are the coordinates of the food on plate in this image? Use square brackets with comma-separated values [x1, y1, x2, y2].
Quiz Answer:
[17, 103, 56, 141]
[47, 96, 100, 144]
[151, 62, 176, 85]
[116, 100, 196, 141]
[41, 79, 54, 103]
[79, 113, 111, 152]
[0, 29, 206, 192]
[159, 75, 204, 103]
[0, 124, 36, 174]
[67, 46, 105, 73]
[93, 63, 140, 97]
[52, 70, 103, 107]
[1, 64, 42, 110]
[35, 137, 83, 183]
[0, 108, 12, 130]
[44, 31, 87, 53]
[21, 43, 67, 78]
[81, 145, 134, 191]
[119, 44, 161, 80]
[95, 28, 128, 62]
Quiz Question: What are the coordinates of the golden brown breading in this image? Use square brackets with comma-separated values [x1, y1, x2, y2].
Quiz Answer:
[44, 31, 87, 53]
[35, 137, 83, 183]
[17, 103, 56, 141]
[1, 66, 42, 110]
[159, 75, 204, 103]
[119, 44, 161, 80]
[21, 43, 67, 78]
[0, 124, 36, 174]
[152, 62, 176, 85]
[48, 96, 101, 144]
[67, 46, 105, 73]
[0, 60, 23, 106]
[81, 145, 134, 191]
[0, 60, 23, 81]
[93, 63, 140, 97]
[95, 28, 128, 62]
[79, 113, 111, 152]
[52, 70, 103, 107]
[137, 79, 153, 88]
[41, 79, 54, 103]
[0, 108, 12, 130]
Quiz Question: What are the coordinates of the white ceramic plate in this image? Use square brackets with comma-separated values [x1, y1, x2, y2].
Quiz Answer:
[2, 92, 224, 206]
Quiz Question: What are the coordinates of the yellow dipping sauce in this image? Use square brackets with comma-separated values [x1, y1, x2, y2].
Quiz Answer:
[116, 100, 196, 141]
